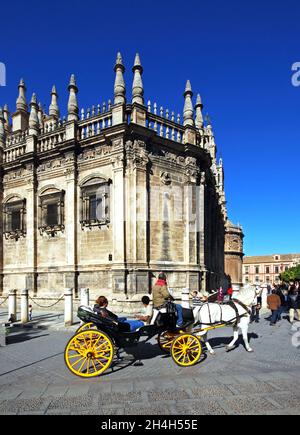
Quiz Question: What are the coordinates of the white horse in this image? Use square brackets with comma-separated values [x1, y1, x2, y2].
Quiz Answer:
[192, 285, 257, 355]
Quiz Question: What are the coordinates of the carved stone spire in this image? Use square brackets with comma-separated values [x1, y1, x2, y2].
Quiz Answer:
[3, 104, 11, 132]
[16, 78, 28, 112]
[67, 74, 79, 121]
[195, 94, 204, 129]
[0, 107, 6, 147]
[114, 52, 126, 105]
[132, 53, 144, 105]
[183, 80, 194, 127]
[12, 79, 29, 132]
[49, 85, 60, 119]
[38, 103, 45, 127]
[29, 93, 39, 135]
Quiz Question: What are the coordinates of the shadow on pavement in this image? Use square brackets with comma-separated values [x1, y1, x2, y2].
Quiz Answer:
[6, 330, 50, 345]
[207, 332, 259, 351]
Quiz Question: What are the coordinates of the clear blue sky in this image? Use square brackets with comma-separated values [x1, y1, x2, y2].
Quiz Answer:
[0, 0, 299, 256]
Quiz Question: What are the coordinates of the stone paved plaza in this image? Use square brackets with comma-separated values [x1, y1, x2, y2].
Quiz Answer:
[0, 309, 300, 415]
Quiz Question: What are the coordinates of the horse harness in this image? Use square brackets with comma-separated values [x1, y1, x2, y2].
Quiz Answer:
[196, 298, 250, 328]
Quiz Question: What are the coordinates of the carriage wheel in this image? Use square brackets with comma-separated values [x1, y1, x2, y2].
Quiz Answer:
[157, 331, 179, 354]
[76, 322, 97, 333]
[64, 330, 114, 378]
[171, 334, 202, 367]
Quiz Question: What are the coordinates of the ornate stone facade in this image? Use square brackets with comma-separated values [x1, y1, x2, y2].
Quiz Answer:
[0, 53, 240, 310]
[224, 220, 244, 287]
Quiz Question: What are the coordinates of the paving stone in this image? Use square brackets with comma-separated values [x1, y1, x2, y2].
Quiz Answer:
[147, 389, 190, 402]
[48, 394, 94, 410]
[228, 382, 276, 395]
[0, 398, 49, 413]
[270, 393, 300, 409]
[98, 391, 142, 405]
[190, 384, 234, 399]
[222, 396, 277, 414]
[175, 399, 228, 415]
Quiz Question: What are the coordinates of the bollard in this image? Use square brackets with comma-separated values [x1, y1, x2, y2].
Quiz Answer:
[21, 289, 29, 324]
[64, 288, 73, 326]
[0, 324, 6, 347]
[80, 288, 90, 307]
[8, 289, 17, 323]
[181, 287, 190, 309]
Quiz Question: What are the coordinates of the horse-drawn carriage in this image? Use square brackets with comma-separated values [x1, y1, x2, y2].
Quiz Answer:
[64, 286, 256, 378]
[64, 303, 203, 378]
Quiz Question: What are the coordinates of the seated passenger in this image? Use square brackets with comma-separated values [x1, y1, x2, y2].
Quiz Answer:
[93, 296, 144, 332]
[135, 296, 153, 325]
[152, 272, 183, 327]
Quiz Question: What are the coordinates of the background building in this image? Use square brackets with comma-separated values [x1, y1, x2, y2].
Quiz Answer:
[243, 253, 300, 285]
[0, 53, 242, 310]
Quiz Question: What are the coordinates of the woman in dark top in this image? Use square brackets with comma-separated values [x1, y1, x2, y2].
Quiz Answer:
[93, 296, 144, 331]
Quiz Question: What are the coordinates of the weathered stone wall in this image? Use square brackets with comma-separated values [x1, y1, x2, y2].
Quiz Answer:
[1, 116, 228, 310]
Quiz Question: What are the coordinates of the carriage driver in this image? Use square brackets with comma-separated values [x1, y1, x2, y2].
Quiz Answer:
[152, 272, 184, 327]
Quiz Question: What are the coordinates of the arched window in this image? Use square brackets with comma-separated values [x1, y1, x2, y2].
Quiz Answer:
[80, 177, 111, 228]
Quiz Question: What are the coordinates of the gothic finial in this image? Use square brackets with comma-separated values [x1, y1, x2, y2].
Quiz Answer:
[38, 102, 44, 126]
[49, 85, 60, 119]
[183, 80, 194, 127]
[29, 93, 39, 134]
[3, 104, 11, 132]
[16, 78, 28, 112]
[132, 53, 144, 105]
[114, 52, 126, 105]
[0, 107, 6, 146]
[67, 74, 79, 121]
[195, 93, 204, 129]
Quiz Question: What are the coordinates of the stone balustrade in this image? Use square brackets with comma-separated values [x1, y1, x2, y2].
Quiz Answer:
[78, 109, 112, 140]
[38, 128, 66, 152]
[4, 142, 27, 163]
[146, 101, 184, 143]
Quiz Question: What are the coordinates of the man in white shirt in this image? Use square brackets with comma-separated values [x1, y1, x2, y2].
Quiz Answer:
[135, 296, 153, 325]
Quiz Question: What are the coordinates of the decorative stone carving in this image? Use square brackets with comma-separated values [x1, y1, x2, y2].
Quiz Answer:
[160, 172, 172, 185]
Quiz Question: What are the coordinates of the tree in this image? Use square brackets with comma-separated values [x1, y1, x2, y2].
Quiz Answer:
[280, 265, 300, 283]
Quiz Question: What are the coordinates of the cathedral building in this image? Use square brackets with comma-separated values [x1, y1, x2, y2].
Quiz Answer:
[0, 53, 243, 310]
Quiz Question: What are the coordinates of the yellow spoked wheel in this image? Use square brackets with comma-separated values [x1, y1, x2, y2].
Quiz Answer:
[76, 322, 97, 333]
[171, 334, 202, 367]
[157, 331, 179, 354]
[64, 330, 114, 378]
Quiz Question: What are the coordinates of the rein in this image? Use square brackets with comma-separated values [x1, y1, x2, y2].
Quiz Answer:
[195, 299, 250, 327]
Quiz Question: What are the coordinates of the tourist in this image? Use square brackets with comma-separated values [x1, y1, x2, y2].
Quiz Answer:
[152, 272, 183, 326]
[267, 290, 282, 326]
[94, 296, 144, 331]
[288, 284, 300, 324]
[135, 296, 153, 325]
[251, 287, 262, 323]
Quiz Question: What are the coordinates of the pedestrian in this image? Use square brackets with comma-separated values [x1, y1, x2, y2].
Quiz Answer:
[251, 287, 262, 323]
[267, 290, 282, 326]
[29, 304, 33, 321]
[288, 284, 300, 324]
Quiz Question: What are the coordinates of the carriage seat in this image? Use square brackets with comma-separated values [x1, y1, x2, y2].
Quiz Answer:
[77, 306, 131, 332]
